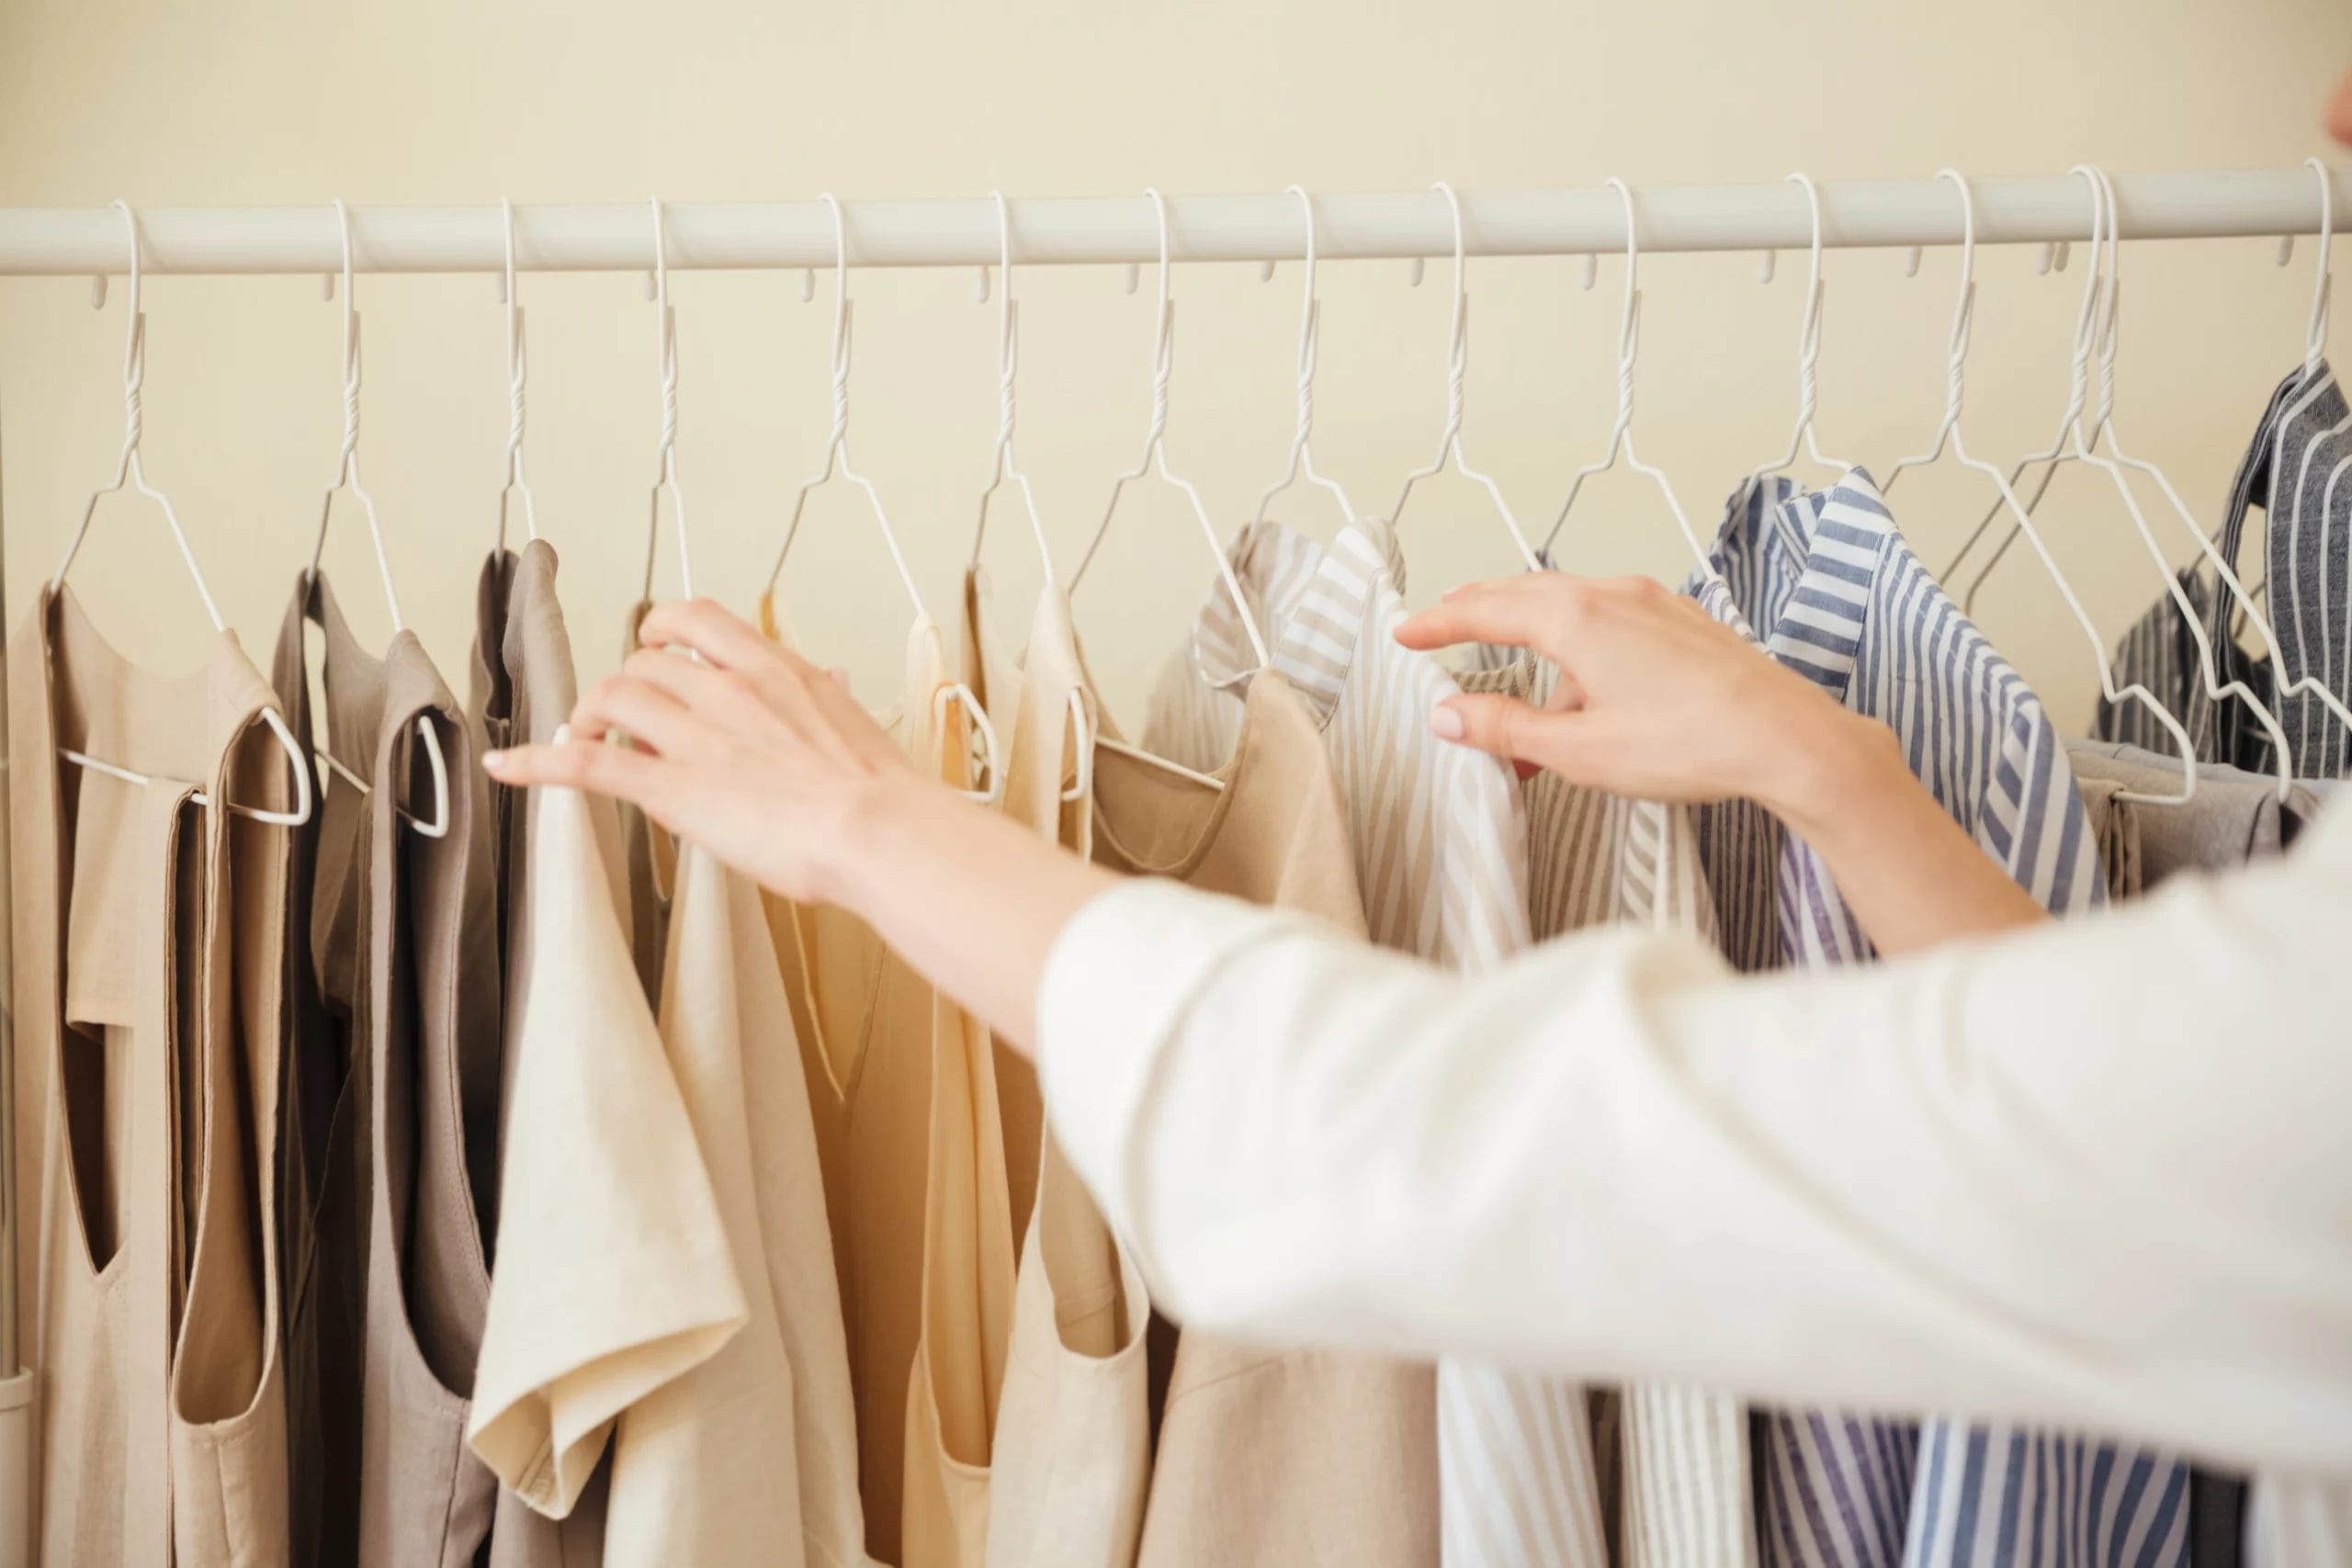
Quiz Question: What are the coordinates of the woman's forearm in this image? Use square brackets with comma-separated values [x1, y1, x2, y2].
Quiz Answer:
[823, 774, 1115, 1055]
[1765, 711, 2050, 955]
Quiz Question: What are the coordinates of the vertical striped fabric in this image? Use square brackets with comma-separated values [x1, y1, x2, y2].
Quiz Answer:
[2098, 361, 2352, 780]
[1144, 517, 1613, 1568]
[1457, 648, 1758, 1568]
[1682, 470, 2188, 1568]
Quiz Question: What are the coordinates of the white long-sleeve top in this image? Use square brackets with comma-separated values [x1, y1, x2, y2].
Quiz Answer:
[1035, 797, 2352, 1481]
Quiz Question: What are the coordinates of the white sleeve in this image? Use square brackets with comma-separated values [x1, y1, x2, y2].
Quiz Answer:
[1035, 810, 2352, 1479]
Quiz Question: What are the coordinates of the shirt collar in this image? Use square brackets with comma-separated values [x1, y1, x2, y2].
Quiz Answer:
[1187, 513, 1409, 724]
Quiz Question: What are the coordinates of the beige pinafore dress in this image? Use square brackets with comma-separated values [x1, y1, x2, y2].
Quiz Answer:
[11, 585, 294, 1566]
[759, 596, 1015, 1568]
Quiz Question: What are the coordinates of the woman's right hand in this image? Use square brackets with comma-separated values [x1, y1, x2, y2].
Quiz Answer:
[1396, 572, 2046, 954]
[1395, 573, 1891, 822]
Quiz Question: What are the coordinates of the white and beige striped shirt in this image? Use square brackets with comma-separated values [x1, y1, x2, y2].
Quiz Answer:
[1144, 517, 1611, 1568]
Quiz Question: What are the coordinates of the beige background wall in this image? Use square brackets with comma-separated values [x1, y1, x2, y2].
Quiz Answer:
[3, 0, 2348, 735]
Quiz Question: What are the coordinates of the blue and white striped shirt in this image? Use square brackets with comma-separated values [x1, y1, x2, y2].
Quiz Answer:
[1684, 469, 2187, 1568]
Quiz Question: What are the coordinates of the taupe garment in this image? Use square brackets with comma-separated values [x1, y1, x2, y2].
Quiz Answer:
[12, 586, 294, 1565]
[1095, 673, 1437, 1568]
[2065, 739, 2324, 884]
[268, 574, 567, 1568]
[465, 545, 614, 1559]
[760, 595, 1012, 1566]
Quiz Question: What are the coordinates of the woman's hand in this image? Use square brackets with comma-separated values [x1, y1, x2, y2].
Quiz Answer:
[482, 598, 923, 908]
[481, 597, 1118, 1051]
[1396, 573, 1890, 824]
[1399, 573, 2047, 954]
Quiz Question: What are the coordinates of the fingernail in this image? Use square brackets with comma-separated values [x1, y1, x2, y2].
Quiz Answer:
[481, 750, 508, 772]
[1429, 704, 1465, 741]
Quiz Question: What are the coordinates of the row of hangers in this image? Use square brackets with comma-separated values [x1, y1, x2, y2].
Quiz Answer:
[39, 164, 2352, 829]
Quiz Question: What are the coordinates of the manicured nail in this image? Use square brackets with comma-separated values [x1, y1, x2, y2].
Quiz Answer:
[1429, 704, 1465, 741]
[481, 750, 508, 772]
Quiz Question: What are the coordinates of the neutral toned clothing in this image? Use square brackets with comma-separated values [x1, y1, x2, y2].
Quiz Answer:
[271, 572, 573, 1568]
[616, 603, 675, 1009]
[1147, 518, 1589, 1568]
[12, 586, 294, 1565]
[1456, 649, 1754, 1568]
[0, 1368, 28, 1568]
[761, 596, 1009, 1568]
[972, 582, 1152, 1568]
[614, 840, 863, 1568]
[1686, 471, 2186, 1568]
[2075, 776, 2143, 903]
[468, 542, 747, 1563]
[1035, 796, 2352, 1483]
[2065, 739, 2320, 881]
[1104, 667, 1438, 1568]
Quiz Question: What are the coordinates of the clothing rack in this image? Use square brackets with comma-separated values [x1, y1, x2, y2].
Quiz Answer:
[0, 168, 2345, 276]
[0, 161, 2343, 1393]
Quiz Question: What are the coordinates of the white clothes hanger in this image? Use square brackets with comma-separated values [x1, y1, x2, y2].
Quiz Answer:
[300, 199, 450, 839]
[1880, 169, 2198, 805]
[493, 196, 538, 550]
[763, 193, 1000, 803]
[766, 193, 927, 619]
[1060, 187, 1279, 797]
[48, 200, 315, 828]
[1539, 178, 1716, 579]
[965, 191, 1060, 579]
[1971, 167, 2293, 796]
[1747, 173, 1855, 489]
[641, 196, 694, 604]
[1385, 182, 1544, 571]
[1250, 185, 1373, 536]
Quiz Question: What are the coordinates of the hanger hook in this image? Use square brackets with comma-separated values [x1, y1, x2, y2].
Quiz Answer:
[1146, 186, 1176, 442]
[495, 196, 537, 549]
[642, 196, 692, 602]
[2305, 157, 2335, 374]
[1787, 173, 1826, 424]
[113, 199, 145, 450]
[1285, 183, 1321, 434]
[1433, 181, 1471, 436]
[990, 190, 1018, 451]
[332, 199, 361, 464]
[1929, 168, 1977, 429]
[1605, 177, 1641, 419]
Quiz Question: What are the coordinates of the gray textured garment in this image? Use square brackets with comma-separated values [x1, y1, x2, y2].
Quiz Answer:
[2096, 361, 2352, 779]
[2064, 739, 2323, 883]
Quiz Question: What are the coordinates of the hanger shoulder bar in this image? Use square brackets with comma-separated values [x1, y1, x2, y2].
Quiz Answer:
[0, 170, 2344, 276]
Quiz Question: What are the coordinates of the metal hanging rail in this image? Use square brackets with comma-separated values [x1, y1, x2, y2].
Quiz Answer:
[0, 167, 2343, 276]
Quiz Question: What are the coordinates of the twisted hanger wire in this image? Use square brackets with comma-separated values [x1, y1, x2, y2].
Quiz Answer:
[967, 190, 1058, 577]
[1748, 172, 1851, 484]
[1385, 180, 1541, 569]
[1886, 169, 2199, 804]
[639, 196, 695, 602]
[1250, 184, 1367, 532]
[495, 195, 538, 548]
[766, 193, 929, 621]
[48, 198, 229, 630]
[1540, 177, 1714, 574]
[1069, 188, 1272, 671]
[2307, 155, 2335, 377]
[305, 198, 406, 635]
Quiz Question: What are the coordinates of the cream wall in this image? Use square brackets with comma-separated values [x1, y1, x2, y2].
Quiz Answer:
[3, 0, 2348, 735]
